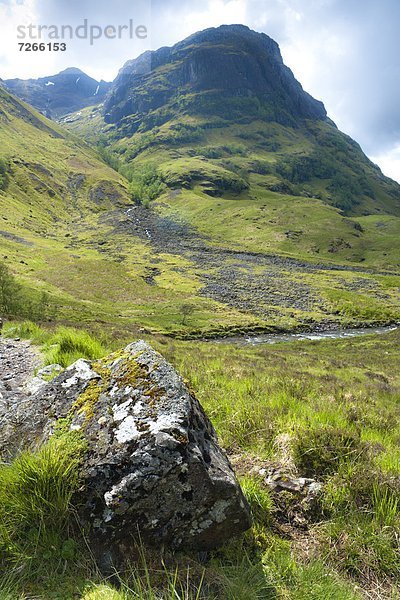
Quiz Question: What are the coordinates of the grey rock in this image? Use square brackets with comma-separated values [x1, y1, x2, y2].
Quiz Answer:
[37, 363, 63, 378]
[0, 340, 250, 556]
[24, 376, 48, 396]
[261, 467, 323, 498]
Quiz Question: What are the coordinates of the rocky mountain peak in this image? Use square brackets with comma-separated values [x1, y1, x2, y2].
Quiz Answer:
[104, 24, 326, 126]
[4, 68, 111, 119]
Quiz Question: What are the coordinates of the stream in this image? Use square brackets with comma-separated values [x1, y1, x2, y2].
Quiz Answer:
[214, 324, 398, 346]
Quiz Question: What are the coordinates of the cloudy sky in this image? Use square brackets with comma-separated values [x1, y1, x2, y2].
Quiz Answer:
[1, 0, 399, 182]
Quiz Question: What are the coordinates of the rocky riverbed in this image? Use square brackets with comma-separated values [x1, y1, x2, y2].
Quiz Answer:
[112, 203, 398, 322]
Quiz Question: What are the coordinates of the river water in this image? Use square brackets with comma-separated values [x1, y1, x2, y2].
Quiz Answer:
[214, 325, 398, 346]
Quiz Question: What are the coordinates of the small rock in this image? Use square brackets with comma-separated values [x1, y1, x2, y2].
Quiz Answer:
[264, 468, 323, 498]
[37, 363, 63, 378]
[24, 376, 48, 396]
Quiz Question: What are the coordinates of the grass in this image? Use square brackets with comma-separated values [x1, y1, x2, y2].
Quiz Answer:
[1, 87, 400, 341]
[1, 324, 399, 597]
[2, 320, 108, 366]
[0, 433, 85, 586]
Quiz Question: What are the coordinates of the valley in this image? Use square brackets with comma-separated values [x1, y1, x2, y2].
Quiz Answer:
[0, 22, 400, 600]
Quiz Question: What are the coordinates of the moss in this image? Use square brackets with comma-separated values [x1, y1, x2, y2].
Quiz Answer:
[53, 415, 75, 437]
[73, 379, 104, 423]
[71, 360, 112, 424]
[115, 357, 148, 388]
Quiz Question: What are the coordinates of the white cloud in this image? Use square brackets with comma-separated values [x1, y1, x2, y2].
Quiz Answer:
[180, 0, 247, 32]
[0, 0, 57, 78]
[370, 145, 400, 183]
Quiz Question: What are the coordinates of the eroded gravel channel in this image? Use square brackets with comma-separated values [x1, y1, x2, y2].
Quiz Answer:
[114, 204, 398, 320]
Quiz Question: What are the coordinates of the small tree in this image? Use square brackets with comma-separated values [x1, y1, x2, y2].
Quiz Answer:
[129, 163, 164, 206]
[179, 303, 195, 326]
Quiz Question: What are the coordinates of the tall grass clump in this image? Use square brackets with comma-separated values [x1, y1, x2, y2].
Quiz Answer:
[2, 321, 108, 367]
[46, 327, 106, 366]
[2, 319, 49, 343]
[0, 433, 85, 577]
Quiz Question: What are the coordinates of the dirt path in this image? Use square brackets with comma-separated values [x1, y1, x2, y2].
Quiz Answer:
[0, 337, 41, 412]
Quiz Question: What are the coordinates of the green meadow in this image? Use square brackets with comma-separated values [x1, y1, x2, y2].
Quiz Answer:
[1, 322, 399, 598]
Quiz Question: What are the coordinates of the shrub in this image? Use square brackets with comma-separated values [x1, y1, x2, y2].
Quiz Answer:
[275, 152, 335, 184]
[250, 160, 273, 175]
[293, 426, 367, 479]
[195, 145, 225, 159]
[164, 122, 204, 145]
[128, 163, 164, 205]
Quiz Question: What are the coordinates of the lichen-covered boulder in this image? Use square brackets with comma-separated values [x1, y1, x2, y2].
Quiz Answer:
[0, 341, 251, 555]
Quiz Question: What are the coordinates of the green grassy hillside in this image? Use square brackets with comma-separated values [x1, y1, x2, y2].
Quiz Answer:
[60, 109, 400, 332]
[0, 87, 274, 337]
[1, 82, 399, 336]
[66, 107, 400, 268]
[57, 26, 400, 334]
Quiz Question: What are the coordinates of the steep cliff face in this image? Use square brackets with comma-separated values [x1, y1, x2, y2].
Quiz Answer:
[5, 68, 111, 119]
[104, 24, 326, 128]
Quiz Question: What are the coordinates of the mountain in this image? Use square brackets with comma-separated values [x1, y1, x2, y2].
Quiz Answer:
[2, 26, 400, 336]
[4, 68, 111, 119]
[104, 24, 326, 126]
[96, 25, 399, 217]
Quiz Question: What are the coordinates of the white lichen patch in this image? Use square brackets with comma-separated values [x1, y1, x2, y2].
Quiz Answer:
[209, 499, 230, 524]
[148, 413, 185, 436]
[132, 400, 145, 415]
[115, 415, 140, 443]
[113, 397, 144, 423]
[62, 359, 99, 388]
[113, 398, 134, 422]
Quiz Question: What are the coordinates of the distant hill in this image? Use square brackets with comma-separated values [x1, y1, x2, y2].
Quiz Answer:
[4, 68, 111, 119]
